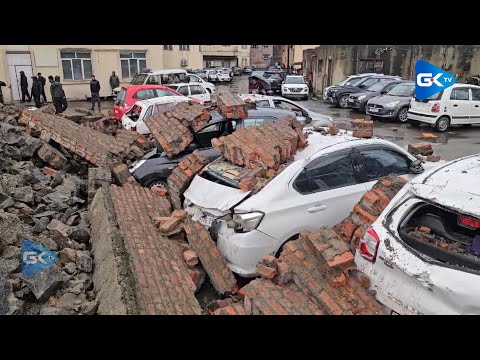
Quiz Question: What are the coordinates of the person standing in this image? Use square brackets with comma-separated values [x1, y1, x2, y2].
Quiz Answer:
[37, 73, 47, 103]
[89, 75, 101, 111]
[30, 76, 42, 108]
[52, 76, 66, 114]
[19, 71, 31, 102]
[0, 80, 6, 106]
[48, 75, 54, 100]
[109, 71, 120, 96]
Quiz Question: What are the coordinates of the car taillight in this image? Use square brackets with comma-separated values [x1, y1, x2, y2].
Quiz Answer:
[431, 102, 440, 112]
[131, 126, 136, 132]
[458, 216, 480, 230]
[359, 228, 380, 263]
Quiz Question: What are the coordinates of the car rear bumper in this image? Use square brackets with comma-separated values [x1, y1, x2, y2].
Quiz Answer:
[407, 111, 439, 124]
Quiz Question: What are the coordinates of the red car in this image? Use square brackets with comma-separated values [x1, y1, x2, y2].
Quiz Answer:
[113, 85, 183, 121]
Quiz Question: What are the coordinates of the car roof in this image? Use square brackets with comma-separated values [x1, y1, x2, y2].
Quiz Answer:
[286, 75, 304, 78]
[450, 83, 480, 89]
[140, 69, 188, 75]
[122, 84, 173, 91]
[238, 93, 301, 103]
[207, 108, 296, 126]
[166, 82, 205, 87]
[409, 154, 480, 216]
[133, 95, 191, 107]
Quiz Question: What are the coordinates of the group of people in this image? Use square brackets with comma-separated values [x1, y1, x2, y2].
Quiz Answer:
[0, 70, 121, 112]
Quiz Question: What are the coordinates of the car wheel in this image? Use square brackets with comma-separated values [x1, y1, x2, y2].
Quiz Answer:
[338, 94, 349, 108]
[397, 107, 409, 122]
[435, 116, 450, 132]
[143, 177, 167, 189]
[408, 120, 421, 127]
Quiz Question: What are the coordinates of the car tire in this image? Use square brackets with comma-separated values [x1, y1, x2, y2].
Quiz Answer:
[338, 94, 349, 108]
[408, 120, 421, 127]
[435, 116, 450, 132]
[397, 107, 409, 122]
[143, 177, 167, 189]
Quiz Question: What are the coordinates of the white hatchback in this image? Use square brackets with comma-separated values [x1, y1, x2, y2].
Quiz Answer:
[355, 154, 480, 315]
[184, 131, 425, 276]
[408, 83, 480, 132]
[166, 82, 211, 104]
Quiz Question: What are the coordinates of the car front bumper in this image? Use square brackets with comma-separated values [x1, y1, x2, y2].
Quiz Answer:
[347, 98, 367, 111]
[282, 92, 308, 98]
[366, 106, 400, 118]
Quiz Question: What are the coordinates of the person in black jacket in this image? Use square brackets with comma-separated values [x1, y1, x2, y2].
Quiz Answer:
[0, 80, 6, 106]
[37, 73, 47, 103]
[30, 76, 42, 108]
[51, 76, 66, 114]
[89, 75, 101, 110]
[19, 71, 31, 102]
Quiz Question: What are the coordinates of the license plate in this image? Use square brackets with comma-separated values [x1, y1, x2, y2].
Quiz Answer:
[369, 108, 379, 113]
[192, 213, 215, 228]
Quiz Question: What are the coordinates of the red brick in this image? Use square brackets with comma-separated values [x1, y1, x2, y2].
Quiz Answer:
[41, 167, 58, 176]
[151, 186, 167, 197]
[183, 250, 199, 267]
[341, 218, 359, 241]
[172, 209, 187, 220]
[37, 142, 68, 169]
[362, 191, 379, 205]
[239, 177, 257, 191]
[111, 162, 131, 185]
[256, 263, 277, 279]
[326, 251, 355, 270]
[408, 142, 433, 156]
[353, 203, 378, 225]
[159, 217, 182, 233]
[352, 129, 373, 139]
[426, 155, 441, 162]
[329, 124, 339, 135]
[262, 255, 278, 268]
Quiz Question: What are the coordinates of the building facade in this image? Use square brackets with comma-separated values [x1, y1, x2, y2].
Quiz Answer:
[304, 45, 480, 96]
[200, 45, 250, 68]
[273, 45, 318, 72]
[0, 45, 204, 103]
[249, 45, 273, 68]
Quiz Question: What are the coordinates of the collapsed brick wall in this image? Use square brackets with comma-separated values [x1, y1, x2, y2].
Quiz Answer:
[88, 167, 112, 204]
[144, 102, 209, 157]
[183, 217, 238, 295]
[336, 175, 407, 249]
[211, 117, 306, 170]
[167, 151, 210, 209]
[216, 93, 248, 119]
[108, 184, 202, 315]
[19, 110, 148, 166]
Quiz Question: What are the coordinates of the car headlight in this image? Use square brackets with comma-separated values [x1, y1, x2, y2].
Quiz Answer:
[358, 95, 366, 100]
[283, 87, 289, 92]
[303, 87, 308, 92]
[385, 101, 399, 108]
[231, 212, 264, 232]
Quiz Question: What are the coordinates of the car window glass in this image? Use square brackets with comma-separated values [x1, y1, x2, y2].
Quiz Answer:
[146, 75, 160, 85]
[472, 88, 480, 101]
[295, 153, 357, 194]
[191, 85, 205, 95]
[134, 89, 157, 100]
[155, 89, 176, 97]
[274, 100, 301, 113]
[450, 88, 469, 100]
[177, 86, 189, 96]
[116, 89, 126, 106]
[383, 82, 398, 92]
[256, 100, 270, 108]
[243, 118, 257, 127]
[198, 123, 221, 133]
[360, 149, 409, 181]
[143, 105, 154, 121]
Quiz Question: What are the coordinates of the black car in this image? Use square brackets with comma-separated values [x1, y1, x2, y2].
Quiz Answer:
[347, 79, 401, 112]
[263, 70, 287, 94]
[129, 108, 296, 188]
[232, 66, 242, 76]
[326, 75, 402, 108]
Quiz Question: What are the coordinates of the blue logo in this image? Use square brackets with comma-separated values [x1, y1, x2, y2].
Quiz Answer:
[21, 240, 59, 276]
[415, 60, 456, 100]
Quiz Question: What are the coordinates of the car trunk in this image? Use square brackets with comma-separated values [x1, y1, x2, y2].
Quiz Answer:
[398, 202, 480, 272]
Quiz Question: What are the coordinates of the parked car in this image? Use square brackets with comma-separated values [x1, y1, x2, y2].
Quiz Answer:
[347, 79, 402, 113]
[263, 70, 287, 94]
[129, 107, 297, 188]
[166, 83, 211, 104]
[121, 96, 193, 134]
[355, 154, 480, 315]
[366, 82, 415, 122]
[113, 69, 189, 96]
[232, 67, 242, 76]
[326, 75, 402, 108]
[112, 85, 183, 121]
[205, 69, 218, 82]
[216, 67, 234, 78]
[183, 131, 426, 276]
[216, 69, 232, 82]
[323, 73, 381, 101]
[193, 70, 209, 80]
[243, 66, 253, 75]
[407, 83, 480, 132]
[238, 93, 332, 127]
[187, 73, 216, 94]
[281, 75, 309, 100]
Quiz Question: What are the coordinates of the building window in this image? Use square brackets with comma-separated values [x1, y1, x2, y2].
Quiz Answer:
[222, 60, 231, 67]
[163, 45, 173, 51]
[60, 51, 92, 81]
[179, 45, 190, 51]
[358, 59, 384, 73]
[120, 51, 147, 79]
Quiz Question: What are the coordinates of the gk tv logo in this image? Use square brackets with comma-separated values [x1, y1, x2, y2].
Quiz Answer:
[415, 60, 456, 100]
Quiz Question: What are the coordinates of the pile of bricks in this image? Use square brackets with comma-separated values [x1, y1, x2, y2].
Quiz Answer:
[108, 184, 202, 315]
[336, 175, 408, 249]
[144, 102, 210, 157]
[153, 209, 187, 236]
[19, 110, 149, 166]
[211, 117, 307, 170]
[407, 142, 440, 162]
[81, 116, 121, 136]
[183, 216, 238, 295]
[352, 119, 373, 138]
[216, 93, 248, 119]
[110, 161, 137, 186]
[87, 166, 112, 204]
[166, 151, 210, 209]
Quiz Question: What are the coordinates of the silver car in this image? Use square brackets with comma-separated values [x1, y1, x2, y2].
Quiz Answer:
[365, 82, 415, 122]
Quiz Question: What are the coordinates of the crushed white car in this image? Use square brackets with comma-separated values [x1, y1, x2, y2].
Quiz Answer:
[356, 154, 480, 315]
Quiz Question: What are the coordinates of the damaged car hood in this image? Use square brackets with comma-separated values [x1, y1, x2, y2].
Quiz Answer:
[183, 175, 251, 212]
[409, 154, 480, 217]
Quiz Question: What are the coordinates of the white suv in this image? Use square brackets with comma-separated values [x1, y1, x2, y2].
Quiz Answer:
[183, 131, 424, 276]
[408, 83, 480, 132]
[355, 154, 480, 315]
[281, 75, 309, 100]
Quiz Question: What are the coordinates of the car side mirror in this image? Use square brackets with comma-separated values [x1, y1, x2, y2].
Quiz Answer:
[358, 84, 366, 89]
[409, 159, 424, 174]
